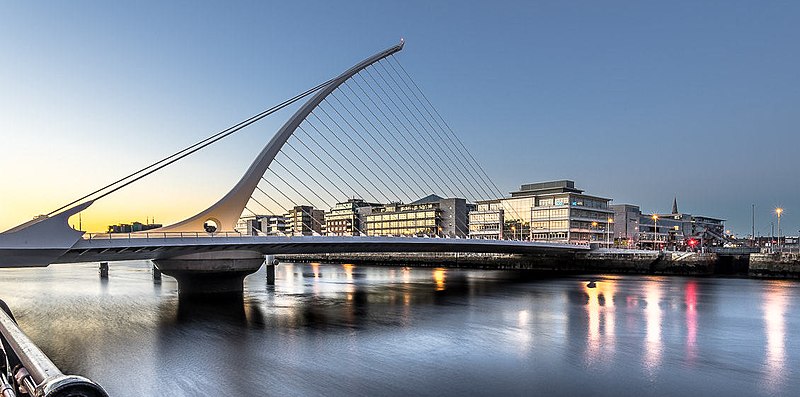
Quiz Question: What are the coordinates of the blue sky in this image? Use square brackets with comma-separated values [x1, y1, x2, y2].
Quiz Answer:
[1, 1, 798, 235]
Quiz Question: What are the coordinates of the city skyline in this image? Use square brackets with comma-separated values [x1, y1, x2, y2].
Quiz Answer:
[1, 2, 798, 235]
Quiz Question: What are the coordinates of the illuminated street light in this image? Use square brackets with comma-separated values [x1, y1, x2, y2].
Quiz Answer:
[652, 214, 659, 250]
[607, 217, 614, 248]
[776, 208, 783, 253]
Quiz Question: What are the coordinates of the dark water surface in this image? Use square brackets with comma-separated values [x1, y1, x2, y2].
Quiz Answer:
[0, 262, 798, 396]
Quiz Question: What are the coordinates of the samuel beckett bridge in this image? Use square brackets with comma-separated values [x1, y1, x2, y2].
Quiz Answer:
[0, 40, 587, 297]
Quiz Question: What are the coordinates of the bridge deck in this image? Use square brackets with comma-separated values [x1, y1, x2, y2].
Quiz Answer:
[54, 236, 588, 264]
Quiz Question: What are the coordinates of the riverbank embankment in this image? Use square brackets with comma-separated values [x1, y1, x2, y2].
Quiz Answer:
[276, 250, 795, 278]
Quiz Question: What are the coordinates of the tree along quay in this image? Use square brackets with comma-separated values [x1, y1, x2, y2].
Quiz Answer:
[276, 251, 800, 278]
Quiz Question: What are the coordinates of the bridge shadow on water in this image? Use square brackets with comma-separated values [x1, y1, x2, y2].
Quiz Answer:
[155, 264, 568, 333]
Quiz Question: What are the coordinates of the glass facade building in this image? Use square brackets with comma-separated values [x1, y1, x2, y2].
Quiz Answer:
[468, 180, 613, 245]
[365, 195, 470, 237]
[324, 199, 382, 236]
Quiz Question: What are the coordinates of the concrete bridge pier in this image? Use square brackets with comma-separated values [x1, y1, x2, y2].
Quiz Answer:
[152, 263, 162, 282]
[153, 250, 264, 297]
[99, 262, 109, 278]
[265, 255, 277, 285]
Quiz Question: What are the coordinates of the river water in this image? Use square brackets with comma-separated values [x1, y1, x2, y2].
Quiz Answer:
[0, 261, 797, 396]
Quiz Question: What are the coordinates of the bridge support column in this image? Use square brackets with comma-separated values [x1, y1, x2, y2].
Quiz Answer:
[265, 255, 277, 285]
[99, 262, 109, 279]
[152, 264, 161, 282]
[153, 250, 264, 297]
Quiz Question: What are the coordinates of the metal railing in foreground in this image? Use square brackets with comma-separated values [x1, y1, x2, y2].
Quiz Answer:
[0, 301, 107, 397]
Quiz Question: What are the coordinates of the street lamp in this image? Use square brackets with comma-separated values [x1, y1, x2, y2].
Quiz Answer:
[607, 217, 614, 248]
[510, 225, 516, 241]
[592, 221, 598, 244]
[652, 214, 659, 250]
[776, 208, 783, 253]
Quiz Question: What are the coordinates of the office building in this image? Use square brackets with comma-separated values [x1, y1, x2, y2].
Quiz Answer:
[365, 195, 470, 237]
[235, 215, 288, 236]
[325, 198, 382, 236]
[612, 198, 726, 249]
[468, 180, 613, 245]
[287, 205, 325, 236]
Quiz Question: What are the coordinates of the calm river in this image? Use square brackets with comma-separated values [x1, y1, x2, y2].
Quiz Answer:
[0, 262, 797, 396]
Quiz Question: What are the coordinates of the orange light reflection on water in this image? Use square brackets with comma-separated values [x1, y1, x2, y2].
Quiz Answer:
[433, 268, 446, 291]
[583, 279, 616, 366]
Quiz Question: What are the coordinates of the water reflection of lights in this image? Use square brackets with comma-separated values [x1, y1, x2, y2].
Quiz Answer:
[763, 283, 788, 392]
[644, 280, 662, 374]
[685, 281, 697, 364]
[433, 268, 446, 291]
[402, 267, 411, 284]
[311, 263, 320, 278]
[583, 280, 616, 366]
[515, 309, 532, 353]
[343, 264, 354, 281]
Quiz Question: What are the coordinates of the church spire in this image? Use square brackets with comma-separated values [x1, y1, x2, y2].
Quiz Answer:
[672, 197, 679, 214]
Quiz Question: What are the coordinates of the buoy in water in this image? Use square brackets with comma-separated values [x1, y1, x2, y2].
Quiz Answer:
[587, 280, 597, 288]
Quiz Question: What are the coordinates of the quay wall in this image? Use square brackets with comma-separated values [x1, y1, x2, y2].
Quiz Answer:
[749, 253, 800, 278]
[275, 251, 724, 276]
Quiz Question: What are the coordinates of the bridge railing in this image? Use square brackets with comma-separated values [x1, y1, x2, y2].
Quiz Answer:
[83, 231, 248, 240]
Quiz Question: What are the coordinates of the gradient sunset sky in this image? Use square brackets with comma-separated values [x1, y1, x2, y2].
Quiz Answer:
[1, 1, 798, 235]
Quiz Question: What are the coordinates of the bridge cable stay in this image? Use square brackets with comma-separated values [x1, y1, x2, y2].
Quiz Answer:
[257, 167, 369, 236]
[306, 113, 403, 201]
[241, 55, 478, 234]
[222, 51, 498, 238]
[390, 56, 511, 206]
[375, 61, 495, 201]
[383, 59, 494, 201]
[352, 73, 465, 201]
[260, 169, 330, 236]
[389, 55, 529, 236]
[363, 67, 479, 203]
[243, 55, 490, 237]
[295, 125, 386, 204]
[302, 120, 393, 203]
[271, 158, 335, 210]
[255, 181, 322, 235]
[45, 77, 337, 218]
[323, 95, 428, 200]
[370, 60, 501, 236]
[314, 104, 415, 203]
[330, 89, 440, 197]
[319, 91, 472, 236]
[292, 130, 382, 204]
[253, 184, 321, 236]
[360, 68, 474, 201]
[339, 81, 452, 199]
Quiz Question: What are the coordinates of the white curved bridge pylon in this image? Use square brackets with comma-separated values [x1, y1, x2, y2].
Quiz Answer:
[157, 40, 405, 233]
